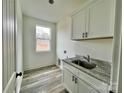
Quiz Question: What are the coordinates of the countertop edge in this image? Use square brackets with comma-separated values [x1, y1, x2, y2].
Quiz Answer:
[62, 59, 110, 85]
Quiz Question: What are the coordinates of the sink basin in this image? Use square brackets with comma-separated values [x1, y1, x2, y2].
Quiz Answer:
[72, 60, 96, 69]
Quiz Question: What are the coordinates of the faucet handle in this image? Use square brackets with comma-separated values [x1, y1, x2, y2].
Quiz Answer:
[83, 55, 90, 62]
[87, 55, 90, 58]
[87, 55, 90, 62]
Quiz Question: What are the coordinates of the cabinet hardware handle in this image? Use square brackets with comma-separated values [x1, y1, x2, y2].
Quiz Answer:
[75, 77, 78, 84]
[109, 91, 114, 93]
[82, 33, 85, 38]
[72, 76, 75, 81]
[85, 32, 88, 37]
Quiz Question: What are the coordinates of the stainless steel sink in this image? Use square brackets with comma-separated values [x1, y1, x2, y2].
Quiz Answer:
[72, 60, 96, 69]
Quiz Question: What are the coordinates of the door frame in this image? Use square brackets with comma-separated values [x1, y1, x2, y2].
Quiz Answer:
[2, 0, 16, 93]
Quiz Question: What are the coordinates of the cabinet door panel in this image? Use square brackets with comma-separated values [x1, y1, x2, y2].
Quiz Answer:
[88, 0, 114, 38]
[63, 62, 78, 75]
[72, 9, 86, 39]
[78, 70, 108, 93]
[78, 79, 99, 93]
[63, 69, 75, 93]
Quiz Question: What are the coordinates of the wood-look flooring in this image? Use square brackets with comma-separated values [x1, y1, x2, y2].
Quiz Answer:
[20, 65, 68, 93]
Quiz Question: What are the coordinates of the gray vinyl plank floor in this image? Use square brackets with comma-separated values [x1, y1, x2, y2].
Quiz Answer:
[20, 65, 68, 93]
[23, 65, 59, 78]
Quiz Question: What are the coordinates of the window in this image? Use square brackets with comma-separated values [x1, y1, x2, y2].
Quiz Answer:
[36, 25, 51, 52]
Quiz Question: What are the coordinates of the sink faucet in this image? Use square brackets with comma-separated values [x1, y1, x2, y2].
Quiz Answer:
[83, 55, 90, 62]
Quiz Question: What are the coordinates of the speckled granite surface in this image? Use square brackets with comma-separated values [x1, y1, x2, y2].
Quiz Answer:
[63, 57, 111, 85]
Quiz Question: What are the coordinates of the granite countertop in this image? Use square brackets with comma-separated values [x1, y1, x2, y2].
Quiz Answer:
[62, 57, 111, 85]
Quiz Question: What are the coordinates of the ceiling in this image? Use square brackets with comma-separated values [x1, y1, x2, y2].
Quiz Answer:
[21, 0, 87, 23]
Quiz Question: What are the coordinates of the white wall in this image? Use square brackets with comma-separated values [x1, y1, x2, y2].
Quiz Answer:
[57, 16, 75, 59]
[74, 39, 113, 62]
[16, 0, 23, 73]
[57, 16, 113, 62]
[23, 15, 56, 71]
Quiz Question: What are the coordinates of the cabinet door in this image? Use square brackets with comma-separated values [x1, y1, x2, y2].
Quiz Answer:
[78, 79, 99, 93]
[88, 0, 114, 38]
[63, 69, 76, 93]
[72, 9, 86, 39]
[63, 62, 78, 76]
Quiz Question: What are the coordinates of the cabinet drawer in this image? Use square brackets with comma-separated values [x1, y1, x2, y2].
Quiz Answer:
[63, 62, 78, 75]
[78, 70, 108, 93]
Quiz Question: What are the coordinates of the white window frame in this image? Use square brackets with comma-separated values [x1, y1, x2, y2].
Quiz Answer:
[36, 25, 51, 52]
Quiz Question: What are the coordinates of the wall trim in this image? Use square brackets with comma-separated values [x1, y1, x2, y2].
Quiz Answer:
[3, 72, 16, 93]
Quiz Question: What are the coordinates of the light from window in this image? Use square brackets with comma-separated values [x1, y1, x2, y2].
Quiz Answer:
[36, 26, 51, 52]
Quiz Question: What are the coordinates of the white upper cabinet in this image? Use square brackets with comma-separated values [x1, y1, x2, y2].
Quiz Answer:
[88, 0, 114, 38]
[71, 0, 115, 40]
[72, 9, 87, 39]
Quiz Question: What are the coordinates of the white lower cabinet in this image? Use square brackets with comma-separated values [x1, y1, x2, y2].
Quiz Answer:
[78, 70, 109, 93]
[63, 65, 108, 93]
[78, 79, 99, 93]
[63, 68, 76, 93]
[63, 68, 99, 93]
